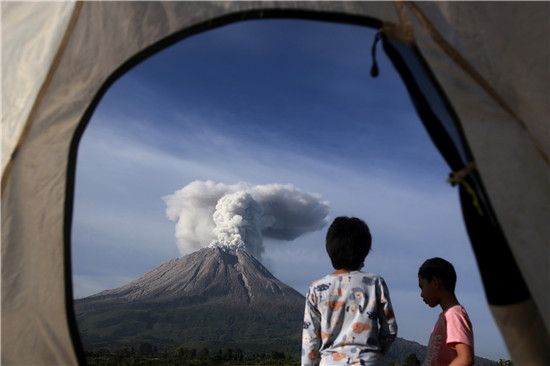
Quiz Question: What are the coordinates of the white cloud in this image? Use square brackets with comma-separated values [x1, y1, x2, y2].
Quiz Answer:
[163, 180, 330, 258]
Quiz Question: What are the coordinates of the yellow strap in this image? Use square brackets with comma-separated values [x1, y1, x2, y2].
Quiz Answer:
[460, 180, 485, 217]
[448, 162, 477, 185]
[448, 162, 484, 217]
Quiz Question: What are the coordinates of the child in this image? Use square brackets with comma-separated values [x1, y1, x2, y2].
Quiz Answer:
[302, 217, 397, 366]
[418, 258, 474, 366]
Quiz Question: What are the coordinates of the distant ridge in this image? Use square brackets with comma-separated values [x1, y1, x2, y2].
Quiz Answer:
[74, 247, 497, 364]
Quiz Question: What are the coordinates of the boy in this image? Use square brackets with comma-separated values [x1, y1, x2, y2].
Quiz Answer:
[418, 257, 474, 366]
[302, 217, 398, 366]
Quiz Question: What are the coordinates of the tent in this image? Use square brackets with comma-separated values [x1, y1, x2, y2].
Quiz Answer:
[2, 2, 549, 364]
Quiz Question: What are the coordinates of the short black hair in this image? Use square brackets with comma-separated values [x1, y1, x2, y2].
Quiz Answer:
[418, 257, 457, 292]
[326, 216, 372, 270]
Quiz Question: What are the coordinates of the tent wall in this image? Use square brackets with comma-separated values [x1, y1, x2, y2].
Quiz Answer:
[2, 2, 548, 365]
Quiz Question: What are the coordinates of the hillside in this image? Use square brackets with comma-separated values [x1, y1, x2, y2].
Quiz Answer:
[74, 247, 497, 364]
[74, 247, 304, 354]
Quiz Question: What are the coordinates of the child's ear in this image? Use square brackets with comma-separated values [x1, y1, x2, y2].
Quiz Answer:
[432, 278, 443, 289]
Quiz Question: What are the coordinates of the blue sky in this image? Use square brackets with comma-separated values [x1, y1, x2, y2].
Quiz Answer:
[72, 19, 508, 360]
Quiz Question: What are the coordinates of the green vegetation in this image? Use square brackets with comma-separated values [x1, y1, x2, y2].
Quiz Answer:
[85, 347, 435, 366]
[76, 301, 303, 356]
[85, 346, 299, 366]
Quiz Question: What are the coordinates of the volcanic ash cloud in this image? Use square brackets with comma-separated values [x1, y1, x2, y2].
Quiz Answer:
[163, 180, 330, 259]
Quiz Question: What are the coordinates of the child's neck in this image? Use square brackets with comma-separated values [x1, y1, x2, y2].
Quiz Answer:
[439, 293, 460, 311]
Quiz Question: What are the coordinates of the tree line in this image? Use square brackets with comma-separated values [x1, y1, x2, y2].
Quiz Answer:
[85, 344, 513, 366]
[85, 345, 299, 365]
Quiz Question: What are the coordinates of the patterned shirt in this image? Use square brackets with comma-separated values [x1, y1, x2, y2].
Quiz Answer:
[423, 305, 473, 366]
[302, 271, 398, 366]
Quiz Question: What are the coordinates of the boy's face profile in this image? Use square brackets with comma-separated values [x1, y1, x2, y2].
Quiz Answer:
[418, 276, 440, 308]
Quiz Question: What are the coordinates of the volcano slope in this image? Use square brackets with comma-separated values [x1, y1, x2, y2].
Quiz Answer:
[74, 247, 305, 354]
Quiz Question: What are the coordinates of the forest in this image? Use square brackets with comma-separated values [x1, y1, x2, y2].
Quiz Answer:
[85, 346, 299, 366]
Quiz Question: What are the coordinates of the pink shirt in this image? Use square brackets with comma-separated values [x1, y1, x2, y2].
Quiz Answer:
[423, 305, 473, 366]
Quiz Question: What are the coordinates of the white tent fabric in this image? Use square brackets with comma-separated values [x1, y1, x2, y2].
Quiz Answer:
[2, 2, 549, 365]
[2, 1, 77, 173]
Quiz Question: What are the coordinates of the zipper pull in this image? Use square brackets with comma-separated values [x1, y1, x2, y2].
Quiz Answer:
[370, 31, 383, 78]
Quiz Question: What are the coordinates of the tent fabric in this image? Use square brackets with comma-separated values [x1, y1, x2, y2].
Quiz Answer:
[403, 1, 550, 331]
[2, 2, 548, 365]
[490, 300, 550, 365]
[1, 1, 78, 173]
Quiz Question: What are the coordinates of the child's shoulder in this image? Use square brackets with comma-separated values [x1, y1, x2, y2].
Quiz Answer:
[356, 271, 381, 279]
[353, 271, 385, 283]
[446, 304, 471, 318]
[309, 274, 333, 288]
[308, 271, 385, 288]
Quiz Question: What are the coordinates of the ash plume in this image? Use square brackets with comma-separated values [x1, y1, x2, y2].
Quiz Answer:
[163, 180, 330, 259]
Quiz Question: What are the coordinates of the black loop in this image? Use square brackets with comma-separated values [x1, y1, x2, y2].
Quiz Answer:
[370, 31, 383, 77]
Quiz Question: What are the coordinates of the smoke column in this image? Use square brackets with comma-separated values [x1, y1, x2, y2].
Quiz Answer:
[164, 180, 330, 259]
[211, 191, 264, 258]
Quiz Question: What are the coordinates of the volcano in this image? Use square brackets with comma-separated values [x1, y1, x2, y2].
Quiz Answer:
[74, 247, 305, 353]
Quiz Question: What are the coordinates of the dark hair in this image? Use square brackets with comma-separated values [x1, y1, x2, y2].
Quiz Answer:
[326, 216, 372, 270]
[418, 257, 457, 292]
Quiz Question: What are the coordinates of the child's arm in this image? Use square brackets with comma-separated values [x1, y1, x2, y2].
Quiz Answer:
[446, 306, 474, 366]
[448, 342, 474, 366]
[302, 287, 322, 366]
[376, 277, 398, 354]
